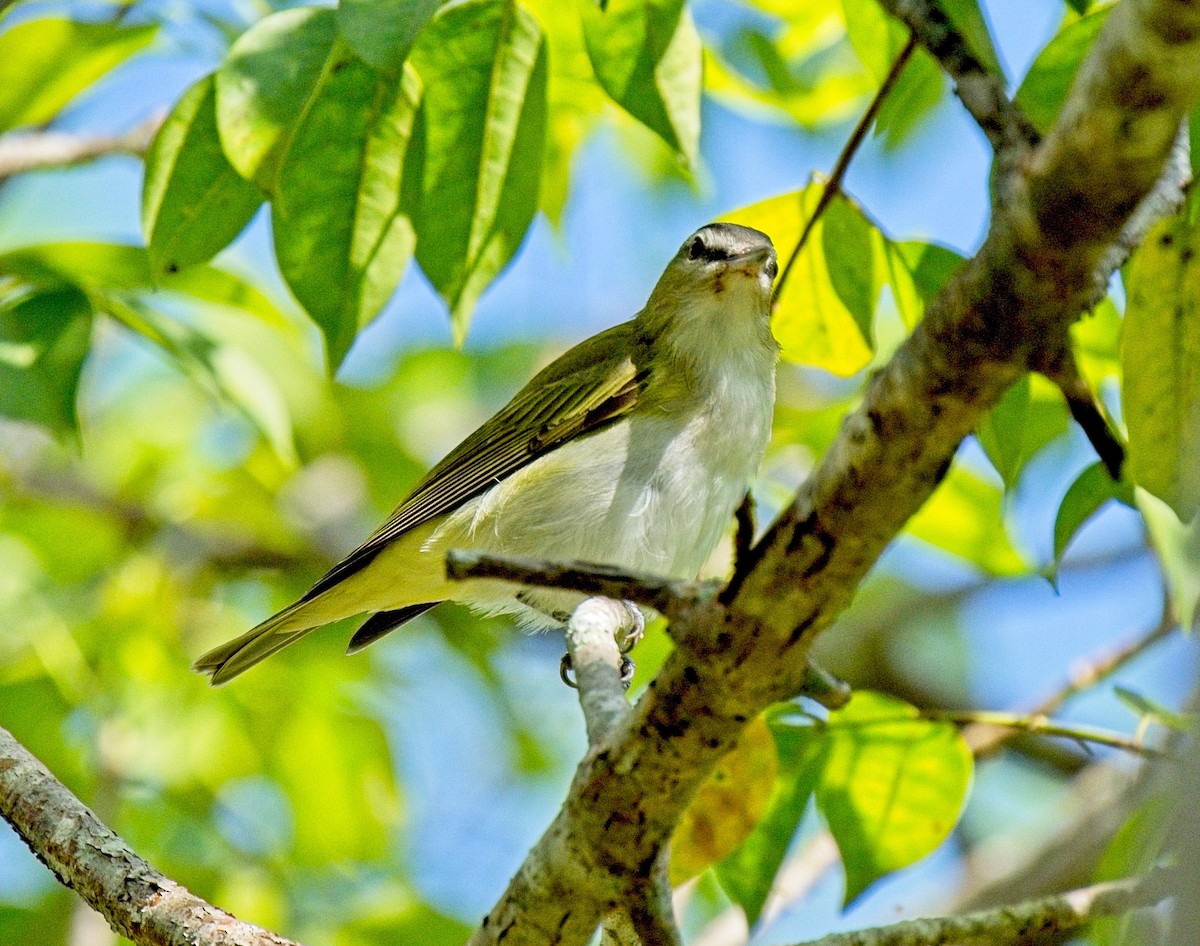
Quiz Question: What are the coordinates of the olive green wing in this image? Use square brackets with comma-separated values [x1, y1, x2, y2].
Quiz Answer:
[301, 322, 648, 601]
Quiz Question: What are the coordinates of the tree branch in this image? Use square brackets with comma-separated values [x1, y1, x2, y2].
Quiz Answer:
[464, 3, 1200, 943]
[0, 726, 303, 946]
[876, 0, 1038, 154]
[0, 114, 163, 181]
[788, 869, 1172, 946]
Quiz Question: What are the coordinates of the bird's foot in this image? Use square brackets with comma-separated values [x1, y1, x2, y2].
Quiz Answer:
[618, 600, 645, 654]
[558, 652, 635, 690]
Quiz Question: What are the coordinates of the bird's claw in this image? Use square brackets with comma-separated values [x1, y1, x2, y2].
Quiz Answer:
[558, 652, 635, 690]
[619, 600, 645, 654]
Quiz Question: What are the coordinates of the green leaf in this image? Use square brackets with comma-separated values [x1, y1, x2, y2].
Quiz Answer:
[273, 55, 420, 368]
[1123, 214, 1200, 522]
[0, 243, 285, 326]
[579, 0, 701, 167]
[716, 723, 824, 926]
[873, 47, 945, 148]
[215, 7, 340, 192]
[822, 196, 883, 341]
[841, 0, 908, 84]
[1137, 489, 1200, 630]
[1052, 461, 1134, 575]
[1014, 8, 1110, 134]
[905, 463, 1028, 575]
[408, 0, 548, 340]
[933, 0, 1003, 77]
[725, 186, 881, 376]
[976, 374, 1070, 490]
[337, 0, 446, 74]
[0, 287, 93, 434]
[812, 691, 972, 905]
[0, 19, 156, 134]
[142, 74, 265, 279]
[885, 240, 964, 329]
[1113, 686, 1192, 732]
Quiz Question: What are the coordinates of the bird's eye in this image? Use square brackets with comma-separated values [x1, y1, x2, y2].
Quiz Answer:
[765, 258, 778, 280]
[687, 236, 706, 260]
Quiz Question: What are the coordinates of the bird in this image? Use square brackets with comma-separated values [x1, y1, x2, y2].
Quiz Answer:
[195, 222, 779, 684]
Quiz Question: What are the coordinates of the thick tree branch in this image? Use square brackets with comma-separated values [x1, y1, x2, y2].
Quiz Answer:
[0, 726, 302, 946]
[789, 869, 1172, 946]
[465, 3, 1200, 944]
[0, 114, 163, 181]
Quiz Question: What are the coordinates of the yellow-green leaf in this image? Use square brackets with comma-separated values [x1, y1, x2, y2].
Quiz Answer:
[273, 57, 420, 368]
[1123, 214, 1200, 522]
[143, 74, 264, 279]
[0, 19, 156, 134]
[905, 463, 1027, 575]
[814, 691, 972, 905]
[408, 0, 548, 340]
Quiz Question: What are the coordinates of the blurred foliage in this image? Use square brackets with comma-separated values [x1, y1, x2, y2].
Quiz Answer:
[0, 0, 1195, 942]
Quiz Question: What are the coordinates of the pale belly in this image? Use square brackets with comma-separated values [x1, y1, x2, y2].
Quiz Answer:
[426, 406, 770, 623]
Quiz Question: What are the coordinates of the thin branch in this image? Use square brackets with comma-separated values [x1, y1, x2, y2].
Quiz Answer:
[446, 549, 720, 620]
[926, 710, 1165, 759]
[967, 599, 1178, 757]
[0, 113, 163, 181]
[773, 36, 916, 305]
[788, 869, 1172, 946]
[1046, 350, 1126, 478]
[0, 726, 302, 946]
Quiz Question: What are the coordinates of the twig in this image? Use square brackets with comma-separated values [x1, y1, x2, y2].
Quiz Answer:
[967, 601, 1178, 757]
[0, 726, 302, 946]
[788, 869, 1172, 946]
[446, 550, 719, 620]
[1045, 349, 1126, 479]
[773, 36, 917, 305]
[733, 492, 756, 577]
[0, 113, 164, 181]
[876, 0, 1037, 155]
[924, 710, 1165, 759]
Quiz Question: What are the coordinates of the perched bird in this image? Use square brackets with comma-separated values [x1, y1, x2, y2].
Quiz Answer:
[195, 223, 779, 684]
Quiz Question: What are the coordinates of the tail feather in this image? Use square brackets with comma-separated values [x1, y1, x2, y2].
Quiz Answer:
[193, 599, 324, 685]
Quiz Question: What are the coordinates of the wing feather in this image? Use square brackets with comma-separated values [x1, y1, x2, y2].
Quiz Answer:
[301, 322, 649, 601]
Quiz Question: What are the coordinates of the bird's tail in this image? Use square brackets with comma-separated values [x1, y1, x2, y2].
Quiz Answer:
[192, 599, 322, 686]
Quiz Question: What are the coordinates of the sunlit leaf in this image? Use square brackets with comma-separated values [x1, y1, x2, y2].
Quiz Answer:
[976, 374, 1070, 490]
[715, 723, 823, 926]
[1137, 489, 1200, 630]
[215, 7, 340, 192]
[0, 19, 156, 133]
[905, 463, 1028, 574]
[811, 691, 972, 905]
[0, 287, 92, 434]
[273, 58, 420, 368]
[1122, 213, 1200, 522]
[840, 0, 907, 83]
[702, 45, 871, 129]
[337, 0, 446, 74]
[1052, 461, 1133, 576]
[726, 186, 883, 375]
[1014, 8, 1110, 134]
[885, 240, 964, 328]
[671, 715, 779, 883]
[580, 0, 701, 167]
[524, 0, 607, 224]
[143, 74, 265, 279]
[408, 0, 547, 340]
[1072, 297, 1123, 385]
[873, 47, 944, 148]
